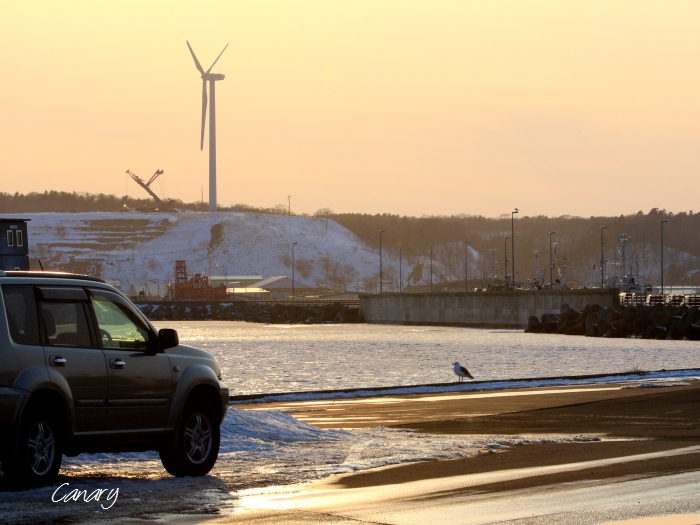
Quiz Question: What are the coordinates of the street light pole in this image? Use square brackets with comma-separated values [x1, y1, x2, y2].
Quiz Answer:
[504, 236, 510, 287]
[549, 231, 556, 286]
[430, 244, 435, 292]
[511, 209, 518, 288]
[661, 220, 668, 294]
[379, 229, 386, 294]
[464, 241, 470, 292]
[600, 226, 607, 288]
[399, 248, 403, 293]
[292, 241, 297, 301]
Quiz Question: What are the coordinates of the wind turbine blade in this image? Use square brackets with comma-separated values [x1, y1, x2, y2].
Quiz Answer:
[200, 79, 208, 150]
[206, 43, 229, 74]
[186, 41, 205, 75]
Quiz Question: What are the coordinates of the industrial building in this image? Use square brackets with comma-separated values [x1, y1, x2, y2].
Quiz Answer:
[209, 275, 263, 289]
[0, 218, 30, 271]
[250, 276, 315, 300]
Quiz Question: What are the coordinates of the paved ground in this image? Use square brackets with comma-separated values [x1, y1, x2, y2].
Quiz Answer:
[4, 381, 700, 524]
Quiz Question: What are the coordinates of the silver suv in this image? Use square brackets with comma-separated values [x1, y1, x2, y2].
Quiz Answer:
[0, 271, 229, 488]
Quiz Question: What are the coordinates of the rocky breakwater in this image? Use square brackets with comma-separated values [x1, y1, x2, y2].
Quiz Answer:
[525, 303, 700, 340]
[137, 302, 364, 324]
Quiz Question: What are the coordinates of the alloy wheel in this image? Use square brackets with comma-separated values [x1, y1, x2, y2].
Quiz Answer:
[27, 421, 56, 477]
[183, 413, 212, 464]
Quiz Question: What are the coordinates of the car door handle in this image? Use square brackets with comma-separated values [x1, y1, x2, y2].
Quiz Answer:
[110, 358, 126, 369]
[50, 356, 66, 366]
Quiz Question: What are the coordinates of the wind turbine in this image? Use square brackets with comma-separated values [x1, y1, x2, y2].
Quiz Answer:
[186, 41, 229, 212]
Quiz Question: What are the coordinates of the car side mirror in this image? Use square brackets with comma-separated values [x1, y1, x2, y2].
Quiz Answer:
[158, 328, 179, 350]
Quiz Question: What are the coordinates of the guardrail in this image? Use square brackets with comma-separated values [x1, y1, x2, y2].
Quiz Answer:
[134, 298, 360, 307]
[684, 295, 700, 307]
[237, 299, 361, 307]
[619, 293, 700, 307]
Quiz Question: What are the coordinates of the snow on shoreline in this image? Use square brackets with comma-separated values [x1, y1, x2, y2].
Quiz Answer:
[60, 406, 602, 490]
[5, 370, 691, 524]
[55, 369, 697, 486]
[220, 407, 350, 453]
[3, 405, 605, 524]
[230, 368, 700, 405]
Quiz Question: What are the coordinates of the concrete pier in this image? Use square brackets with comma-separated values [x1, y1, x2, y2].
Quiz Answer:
[360, 290, 619, 329]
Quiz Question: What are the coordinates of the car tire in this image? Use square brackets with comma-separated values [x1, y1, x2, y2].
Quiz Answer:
[2, 407, 63, 488]
[160, 401, 220, 477]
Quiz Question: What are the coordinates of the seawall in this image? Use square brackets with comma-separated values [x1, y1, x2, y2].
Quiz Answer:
[134, 300, 362, 323]
[359, 290, 620, 329]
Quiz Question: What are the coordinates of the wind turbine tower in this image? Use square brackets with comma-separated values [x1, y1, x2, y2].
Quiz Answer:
[186, 41, 229, 212]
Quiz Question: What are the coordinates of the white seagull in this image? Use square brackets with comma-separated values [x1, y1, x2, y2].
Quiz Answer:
[453, 362, 474, 382]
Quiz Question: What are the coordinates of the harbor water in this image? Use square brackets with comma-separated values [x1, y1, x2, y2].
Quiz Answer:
[155, 321, 700, 395]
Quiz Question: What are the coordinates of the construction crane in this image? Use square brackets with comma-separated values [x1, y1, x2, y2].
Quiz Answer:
[126, 169, 164, 206]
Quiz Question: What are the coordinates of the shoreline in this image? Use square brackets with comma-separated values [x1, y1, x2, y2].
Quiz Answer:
[229, 366, 700, 404]
[326, 381, 700, 489]
[229, 379, 700, 524]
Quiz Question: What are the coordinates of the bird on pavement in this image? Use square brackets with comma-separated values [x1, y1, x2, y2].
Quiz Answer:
[452, 362, 474, 382]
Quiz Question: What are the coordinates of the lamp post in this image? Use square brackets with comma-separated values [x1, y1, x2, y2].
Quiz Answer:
[149, 279, 160, 299]
[504, 236, 510, 287]
[661, 220, 668, 294]
[291, 241, 297, 301]
[511, 208, 518, 288]
[600, 226, 607, 288]
[379, 229, 386, 294]
[464, 241, 470, 292]
[399, 248, 403, 293]
[549, 231, 556, 286]
[430, 244, 435, 292]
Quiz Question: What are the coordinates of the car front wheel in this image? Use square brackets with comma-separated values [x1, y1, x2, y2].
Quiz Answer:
[160, 401, 220, 477]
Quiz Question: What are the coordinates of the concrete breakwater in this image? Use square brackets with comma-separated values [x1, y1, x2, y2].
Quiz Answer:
[360, 290, 619, 329]
[136, 301, 364, 324]
[526, 303, 700, 340]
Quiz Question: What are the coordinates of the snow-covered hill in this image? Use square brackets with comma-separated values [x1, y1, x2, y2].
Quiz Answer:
[18, 211, 414, 294]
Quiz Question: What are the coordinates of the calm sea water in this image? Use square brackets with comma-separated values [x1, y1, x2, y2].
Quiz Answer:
[153, 321, 700, 395]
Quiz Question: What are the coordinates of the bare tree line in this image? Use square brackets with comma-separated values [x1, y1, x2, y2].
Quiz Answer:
[331, 208, 700, 287]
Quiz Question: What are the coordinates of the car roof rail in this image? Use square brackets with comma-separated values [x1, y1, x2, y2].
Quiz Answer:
[2, 271, 105, 283]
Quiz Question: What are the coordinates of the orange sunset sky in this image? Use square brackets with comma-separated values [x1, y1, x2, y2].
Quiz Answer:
[1, 1, 699, 217]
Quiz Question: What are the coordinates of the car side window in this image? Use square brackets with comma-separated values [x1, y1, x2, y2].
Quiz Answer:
[89, 289, 150, 350]
[2, 285, 40, 345]
[40, 301, 94, 348]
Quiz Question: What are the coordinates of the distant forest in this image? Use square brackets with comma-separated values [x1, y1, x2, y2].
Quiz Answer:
[331, 209, 700, 288]
[0, 191, 286, 214]
[2, 191, 698, 287]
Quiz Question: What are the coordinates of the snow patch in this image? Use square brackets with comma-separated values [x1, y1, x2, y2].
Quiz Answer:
[621, 381, 690, 389]
[220, 408, 349, 453]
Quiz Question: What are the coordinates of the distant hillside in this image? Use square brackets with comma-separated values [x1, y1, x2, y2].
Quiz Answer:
[16, 212, 402, 295]
[2, 191, 698, 288]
